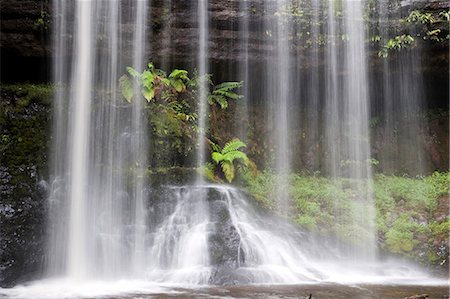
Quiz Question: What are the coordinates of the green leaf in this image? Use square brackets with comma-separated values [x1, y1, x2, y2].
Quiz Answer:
[119, 75, 133, 103]
[221, 160, 235, 183]
[142, 86, 155, 102]
[223, 151, 249, 164]
[161, 78, 171, 86]
[169, 69, 189, 80]
[212, 152, 224, 164]
[213, 90, 242, 100]
[171, 79, 185, 92]
[214, 81, 243, 91]
[141, 70, 154, 89]
[222, 138, 246, 154]
[127, 67, 140, 78]
[209, 140, 221, 152]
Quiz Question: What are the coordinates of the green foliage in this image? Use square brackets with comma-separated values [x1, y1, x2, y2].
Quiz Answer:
[208, 82, 243, 109]
[34, 11, 50, 31]
[405, 10, 434, 25]
[210, 139, 251, 183]
[0, 84, 52, 201]
[378, 34, 415, 58]
[379, 9, 450, 58]
[243, 171, 449, 266]
[118, 62, 244, 168]
[385, 215, 423, 253]
[168, 69, 190, 92]
[1, 84, 53, 106]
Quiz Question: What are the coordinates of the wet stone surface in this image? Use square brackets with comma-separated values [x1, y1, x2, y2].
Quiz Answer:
[96, 284, 450, 299]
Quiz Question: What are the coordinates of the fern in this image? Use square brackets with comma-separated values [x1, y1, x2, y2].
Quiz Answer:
[221, 161, 235, 183]
[208, 81, 243, 110]
[210, 138, 253, 183]
[214, 81, 243, 91]
[222, 139, 246, 154]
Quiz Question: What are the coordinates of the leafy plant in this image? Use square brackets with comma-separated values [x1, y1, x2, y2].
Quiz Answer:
[208, 81, 243, 109]
[210, 138, 251, 183]
[378, 34, 415, 58]
[379, 9, 450, 58]
[207, 81, 243, 143]
[118, 62, 245, 168]
[168, 69, 190, 92]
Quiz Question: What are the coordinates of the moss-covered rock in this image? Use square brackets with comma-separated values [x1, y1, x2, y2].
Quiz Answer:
[0, 84, 52, 287]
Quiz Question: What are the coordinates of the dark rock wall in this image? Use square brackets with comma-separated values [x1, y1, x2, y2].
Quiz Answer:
[0, 86, 51, 287]
[0, 0, 51, 82]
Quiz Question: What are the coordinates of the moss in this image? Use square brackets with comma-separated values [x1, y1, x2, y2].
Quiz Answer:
[384, 215, 427, 253]
[1, 84, 53, 106]
[0, 84, 52, 285]
[243, 171, 449, 268]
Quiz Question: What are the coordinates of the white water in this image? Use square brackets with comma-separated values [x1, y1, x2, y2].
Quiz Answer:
[47, 0, 149, 280]
[196, 0, 209, 182]
[267, 0, 292, 214]
[2, 185, 445, 298]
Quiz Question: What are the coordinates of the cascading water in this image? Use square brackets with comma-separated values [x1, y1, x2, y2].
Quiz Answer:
[341, 0, 376, 260]
[377, 0, 427, 175]
[196, 0, 209, 182]
[1, 0, 446, 297]
[47, 0, 149, 280]
[266, 0, 292, 214]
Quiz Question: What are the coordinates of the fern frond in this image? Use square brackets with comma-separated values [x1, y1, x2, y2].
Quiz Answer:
[213, 90, 242, 101]
[223, 151, 249, 164]
[221, 160, 235, 183]
[169, 69, 189, 81]
[208, 140, 221, 152]
[214, 81, 243, 91]
[222, 138, 246, 154]
[212, 152, 224, 164]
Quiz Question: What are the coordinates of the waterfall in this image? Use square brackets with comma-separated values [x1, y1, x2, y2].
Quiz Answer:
[47, 0, 149, 280]
[377, 0, 427, 175]
[17, 0, 441, 294]
[196, 0, 209, 181]
[237, 0, 250, 142]
[266, 0, 292, 214]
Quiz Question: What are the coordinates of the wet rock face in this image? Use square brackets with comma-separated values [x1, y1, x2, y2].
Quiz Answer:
[207, 189, 246, 285]
[0, 88, 51, 287]
[147, 187, 246, 285]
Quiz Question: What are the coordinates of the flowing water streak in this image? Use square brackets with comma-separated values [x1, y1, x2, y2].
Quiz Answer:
[47, 0, 73, 276]
[197, 0, 209, 181]
[268, 0, 291, 214]
[47, 0, 150, 280]
[66, 0, 93, 279]
[130, 0, 149, 276]
[378, 1, 426, 175]
[342, 0, 376, 260]
[161, 0, 173, 70]
[146, 188, 211, 284]
[306, 0, 321, 170]
[237, 0, 250, 141]
[324, 0, 341, 179]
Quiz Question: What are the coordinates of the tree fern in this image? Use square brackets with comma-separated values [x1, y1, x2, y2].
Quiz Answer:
[221, 161, 235, 183]
[222, 139, 246, 154]
[210, 138, 251, 183]
[208, 81, 243, 110]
